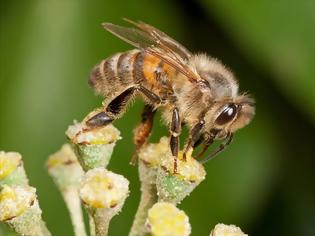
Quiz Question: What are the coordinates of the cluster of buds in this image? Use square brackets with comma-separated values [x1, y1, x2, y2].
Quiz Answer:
[1, 107, 248, 236]
[130, 137, 206, 235]
[51, 108, 129, 236]
[0, 151, 50, 236]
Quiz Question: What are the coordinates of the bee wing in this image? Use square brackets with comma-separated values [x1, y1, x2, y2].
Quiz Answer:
[123, 18, 192, 60]
[102, 20, 202, 83]
[102, 22, 156, 49]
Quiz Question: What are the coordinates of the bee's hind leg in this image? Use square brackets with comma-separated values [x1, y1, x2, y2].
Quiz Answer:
[131, 104, 156, 165]
[86, 87, 136, 128]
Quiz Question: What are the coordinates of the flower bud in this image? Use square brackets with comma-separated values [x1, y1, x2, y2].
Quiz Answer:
[0, 151, 28, 186]
[79, 167, 129, 209]
[0, 185, 45, 236]
[210, 224, 248, 236]
[79, 167, 129, 236]
[156, 144, 206, 204]
[146, 202, 191, 236]
[66, 116, 121, 171]
[0, 185, 36, 221]
[46, 144, 83, 190]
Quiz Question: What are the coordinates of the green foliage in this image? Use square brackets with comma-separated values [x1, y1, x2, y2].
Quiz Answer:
[201, 0, 315, 124]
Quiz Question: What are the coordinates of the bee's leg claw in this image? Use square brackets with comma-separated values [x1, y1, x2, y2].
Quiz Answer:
[86, 112, 114, 127]
[87, 87, 137, 128]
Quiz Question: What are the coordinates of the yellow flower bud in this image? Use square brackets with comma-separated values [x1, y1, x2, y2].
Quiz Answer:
[138, 137, 169, 167]
[146, 202, 191, 236]
[0, 152, 21, 180]
[66, 121, 121, 145]
[79, 168, 129, 209]
[161, 149, 206, 183]
[0, 185, 36, 221]
[210, 224, 248, 236]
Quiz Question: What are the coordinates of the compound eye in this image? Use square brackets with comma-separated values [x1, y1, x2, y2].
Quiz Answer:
[215, 104, 238, 125]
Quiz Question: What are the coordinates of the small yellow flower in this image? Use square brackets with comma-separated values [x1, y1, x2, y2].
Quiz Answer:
[161, 148, 206, 183]
[138, 137, 169, 167]
[66, 120, 121, 145]
[79, 168, 129, 209]
[46, 144, 78, 168]
[0, 185, 36, 221]
[210, 224, 248, 236]
[138, 137, 206, 182]
[0, 151, 21, 180]
[146, 202, 191, 236]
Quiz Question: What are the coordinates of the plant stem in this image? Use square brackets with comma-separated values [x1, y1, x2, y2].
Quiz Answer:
[89, 215, 96, 236]
[129, 161, 158, 236]
[93, 210, 111, 236]
[63, 187, 87, 236]
[40, 221, 52, 236]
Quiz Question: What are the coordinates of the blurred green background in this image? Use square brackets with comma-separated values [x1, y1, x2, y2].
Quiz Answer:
[1, 0, 315, 235]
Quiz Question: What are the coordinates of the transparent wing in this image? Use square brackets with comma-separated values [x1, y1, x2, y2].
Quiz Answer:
[102, 22, 156, 49]
[123, 18, 192, 60]
[102, 20, 201, 83]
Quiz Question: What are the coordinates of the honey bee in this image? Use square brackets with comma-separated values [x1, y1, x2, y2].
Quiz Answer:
[87, 19, 255, 170]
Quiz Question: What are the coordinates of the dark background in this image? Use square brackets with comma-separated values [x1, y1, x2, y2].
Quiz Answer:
[1, 0, 314, 235]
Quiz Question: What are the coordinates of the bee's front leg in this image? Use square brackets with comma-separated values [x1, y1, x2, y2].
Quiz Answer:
[199, 132, 234, 164]
[170, 107, 181, 173]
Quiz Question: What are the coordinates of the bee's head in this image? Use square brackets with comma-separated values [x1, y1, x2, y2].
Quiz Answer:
[205, 94, 255, 140]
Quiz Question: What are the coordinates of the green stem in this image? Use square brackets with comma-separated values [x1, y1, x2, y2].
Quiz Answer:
[129, 161, 158, 236]
[93, 210, 111, 236]
[89, 215, 96, 236]
[40, 221, 52, 236]
[63, 187, 87, 236]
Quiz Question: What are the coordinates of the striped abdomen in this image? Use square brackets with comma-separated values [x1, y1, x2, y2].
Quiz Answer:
[88, 49, 176, 101]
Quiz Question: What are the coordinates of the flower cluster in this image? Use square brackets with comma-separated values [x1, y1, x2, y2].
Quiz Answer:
[0, 108, 248, 236]
[0, 151, 50, 236]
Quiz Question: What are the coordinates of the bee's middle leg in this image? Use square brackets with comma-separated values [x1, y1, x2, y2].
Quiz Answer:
[86, 87, 136, 127]
[131, 104, 156, 165]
